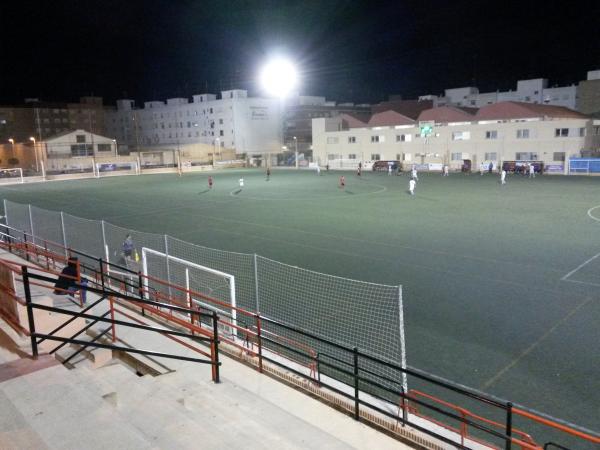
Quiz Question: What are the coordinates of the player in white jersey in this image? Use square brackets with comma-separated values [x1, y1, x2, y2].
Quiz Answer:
[239, 177, 244, 188]
[529, 164, 535, 178]
[500, 170, 506, 185]
[409, 178, 416, 195]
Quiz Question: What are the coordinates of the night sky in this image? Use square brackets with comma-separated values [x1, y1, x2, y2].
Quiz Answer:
[1, 0, 599, 105]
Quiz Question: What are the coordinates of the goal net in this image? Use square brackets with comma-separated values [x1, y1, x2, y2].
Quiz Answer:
[141, 247, 237, 336]
[0, 168, 24, 184]
[95, 161, 140, 178]
[326, 158, 361, 170]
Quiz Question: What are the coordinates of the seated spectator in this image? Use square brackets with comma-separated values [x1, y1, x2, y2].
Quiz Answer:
[54, 257, 87, 303]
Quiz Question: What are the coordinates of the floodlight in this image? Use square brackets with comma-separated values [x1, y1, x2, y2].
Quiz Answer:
[259, 58, 298, 98]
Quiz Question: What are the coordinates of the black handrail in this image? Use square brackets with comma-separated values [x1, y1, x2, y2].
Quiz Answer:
[49, 311, 111, 354]
[62, 326, 112, 365]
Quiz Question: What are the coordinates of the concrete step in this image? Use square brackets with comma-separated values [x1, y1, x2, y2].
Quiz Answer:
[0, 364, 155, 449]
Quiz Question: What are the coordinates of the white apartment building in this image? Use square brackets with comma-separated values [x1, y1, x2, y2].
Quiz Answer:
[312, 102, 600, 174]
[105, 90, 282, 154]
[419, 70, 600, 111]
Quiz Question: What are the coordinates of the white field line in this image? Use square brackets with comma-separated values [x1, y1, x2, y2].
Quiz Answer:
[587, 205, 600, 222]
[561, 252, 600, 281]
[561, 278, 600, 288]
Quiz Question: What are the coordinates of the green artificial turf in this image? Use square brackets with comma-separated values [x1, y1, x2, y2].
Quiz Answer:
[1, 168, 599, 444]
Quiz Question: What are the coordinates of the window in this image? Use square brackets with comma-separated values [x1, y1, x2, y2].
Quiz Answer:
[553, 152, 565, 162]
[451, 153, 462, 161]
[396, 134, 412, 142]
[594, 126, 600, 136]
[516, 152, 538, 160]
[452, 131, 470, 140]
[485, 130, 498, 139]
[396, 154, 402, 160]
[484, 152, 497, 160]
[70, 144, 93, 157]
[326, 137, 339, 144]
[579, 127, 585, 137]
[555, 128, 568, 137]
[371, 135, 379, 143]
[371, 153, 380, 160]
[348, 154, 357, 159]
[348, 136, 356, 143]
[76, 134, 86, 143]
[219, 118, 223, 124]
[516, 129, 530, 139]
[97, 144, 111, 152]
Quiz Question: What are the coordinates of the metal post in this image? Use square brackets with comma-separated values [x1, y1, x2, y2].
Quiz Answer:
[22, 266, 38, 358]
[101, 220, 107, 263]
[253, 253, 260, 312]
[256, 314, 263, 373]
[164, 235, 172, 297]
[28, 205, 35, 246]
[505, 402, 513, 450]
[398, 284, 408, 392]
[109, 296, 116, 343]
[23, 233, 30, 262]
[353, 347, 360, 420]
[316, 353, 321, 384]
[60, 212, 68, 257]
[212, 311, 220, 383]
[138, 272, 145, 316]
[99, 258, 105, 291]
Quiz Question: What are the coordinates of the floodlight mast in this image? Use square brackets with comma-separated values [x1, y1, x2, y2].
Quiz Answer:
[259, 58, 299, 169]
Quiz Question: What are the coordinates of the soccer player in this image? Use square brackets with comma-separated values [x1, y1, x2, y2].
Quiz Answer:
[443, 164, 449, 176]
[411, 165, 418, 181]
[529, 164, 535, 178]
[409, 178, 416, 195]
[316, 164, 321, 176]
[500, 169, 506, 185]
[239, 177, 244, 189]
[388, 165, 392, 176]
[266, 167, 271, 180]
[357, 166, 361, 177]
[208, 176, 213, 189]
[339, 175, 345, 189]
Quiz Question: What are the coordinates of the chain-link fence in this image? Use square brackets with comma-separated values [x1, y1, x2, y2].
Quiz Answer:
[3, 199, 406, 389]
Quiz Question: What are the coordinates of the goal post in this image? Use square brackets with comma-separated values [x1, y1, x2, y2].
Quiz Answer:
[95, 161, 140, 178]
[141, 247, 237, 331]
[0, 168, 24, 184]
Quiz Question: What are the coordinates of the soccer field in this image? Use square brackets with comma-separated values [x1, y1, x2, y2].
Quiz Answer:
[1, 169, 599, 436]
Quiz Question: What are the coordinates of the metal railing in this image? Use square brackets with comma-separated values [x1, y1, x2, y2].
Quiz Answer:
[1, 224, 599, 449]
[2, 257, 222, 383]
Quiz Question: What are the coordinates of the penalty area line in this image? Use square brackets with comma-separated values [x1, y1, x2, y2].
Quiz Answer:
[560, 252, 600, 281]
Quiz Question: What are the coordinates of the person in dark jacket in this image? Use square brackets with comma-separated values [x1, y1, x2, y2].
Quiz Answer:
[54, 258, 87, 303]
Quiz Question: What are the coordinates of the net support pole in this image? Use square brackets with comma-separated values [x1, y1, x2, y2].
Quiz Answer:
[28, 205, 34, 244]
[398, 284, 408, 392]
[254, 253, 260, 312]
[164, 234, 172, 297]
[41, 160, 46, 180]
[2, 199, 7, 227]
[60, 212, 68, 258]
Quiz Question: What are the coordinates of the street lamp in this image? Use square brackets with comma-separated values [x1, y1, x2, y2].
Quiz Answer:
[8, 138, 15, 160]
[29, 137, 39, 172]
[112, 139, 118, 157]
[293, 136, 298, 169]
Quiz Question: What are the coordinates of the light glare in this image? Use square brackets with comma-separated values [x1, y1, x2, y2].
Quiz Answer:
[260, 58, 298, 98]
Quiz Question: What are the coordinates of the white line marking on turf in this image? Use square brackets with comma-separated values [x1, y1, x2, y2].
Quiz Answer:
[560, 252, 600, 281]
[228, 184, 387, 201]
[480, 296, 593, 390]
[587, 205, 600, 222]
[561, 278, 600, 288]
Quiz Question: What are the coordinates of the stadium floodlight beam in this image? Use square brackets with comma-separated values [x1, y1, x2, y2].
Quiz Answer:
[259, 58, 298, 99]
